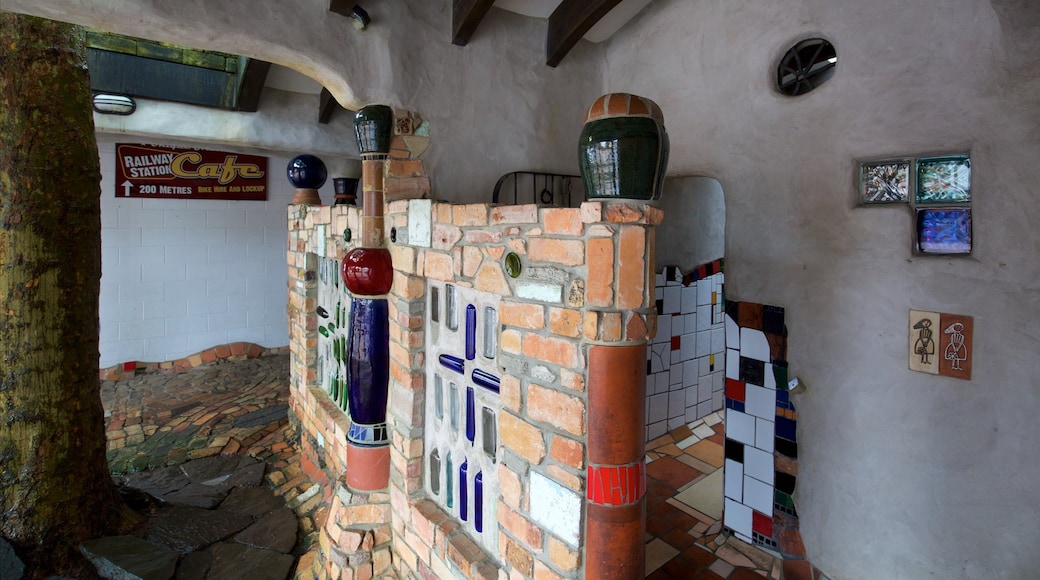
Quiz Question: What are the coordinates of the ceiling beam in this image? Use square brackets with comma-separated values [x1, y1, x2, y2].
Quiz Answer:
[318, 87, 338, 124]
[546, 0, 623, 67]
[452, 0, 495, 46]
[236, 58, 271, 112]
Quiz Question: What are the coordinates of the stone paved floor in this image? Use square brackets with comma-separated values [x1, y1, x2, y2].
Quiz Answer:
[101, 353, 327, 571]
[102, 354, 820, 579]
[643, 417, 825, 580]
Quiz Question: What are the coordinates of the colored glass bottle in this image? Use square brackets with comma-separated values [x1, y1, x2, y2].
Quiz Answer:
[430, 449, 441, 496]
[465, 304, 476, 360]
[459, 459, 469, 522]
[466, 387, 475, 444]
[474, 471, 484, 533]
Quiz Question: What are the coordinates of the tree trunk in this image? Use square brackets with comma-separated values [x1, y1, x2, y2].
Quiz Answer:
[0, 13, 124, 576]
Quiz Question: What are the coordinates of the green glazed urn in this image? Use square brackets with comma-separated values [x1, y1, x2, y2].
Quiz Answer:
[353, 104, 393, 157]
[578, 93, 669, 201]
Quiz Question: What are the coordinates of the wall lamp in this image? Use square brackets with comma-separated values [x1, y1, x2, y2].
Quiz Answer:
[330, 2, 370, 30]
[92, 93, 136, 115]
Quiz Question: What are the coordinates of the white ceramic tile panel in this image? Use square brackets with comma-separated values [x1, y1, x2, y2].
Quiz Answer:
[726, 349, 740, 380]
[681, 286, 697, 314]
[663, 286, 681, 314]
[724, 459, 744, 501]
[726, 315, 740, 349]
[668, 391, 685, 418]
[655, 272, 665, 287]
[743, 475, 774, 515]
[655, 314, 671, 343]
[693, 423, 715, 439]
[744, 384, 776, 420]
[649, 394, 669, 423]
[648, 421, 667, 441]
[755, 417, 775, 453]
[647, 269, 727, 441]
[739, 327, 771, 362]
[724, 498, 753, 537]
[743, 445, 774, 485]
[726, 409, 756, 445]
[683, 360, 699, 387]
[530, 472, 582, 547]
[407, 199, 433, 247]
[763, 363, 777, 390]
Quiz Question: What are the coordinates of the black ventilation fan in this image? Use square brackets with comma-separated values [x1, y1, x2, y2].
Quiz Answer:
[777, 38, 837, 96]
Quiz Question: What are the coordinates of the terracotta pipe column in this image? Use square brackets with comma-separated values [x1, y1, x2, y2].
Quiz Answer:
[586, 344, 647, 579]
[341, 105, 394, 491]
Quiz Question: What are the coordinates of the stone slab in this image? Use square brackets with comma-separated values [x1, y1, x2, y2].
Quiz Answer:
[219, 487, 284, 518]
[233, 508, 297, 554]
[205, 542, 294, 580]
[79, 535, 178, 580]
[0, 537, 25, 580]
[160, 482, 232, 509]
[146, 506, 253, 554]
[121, 465, 190, 498]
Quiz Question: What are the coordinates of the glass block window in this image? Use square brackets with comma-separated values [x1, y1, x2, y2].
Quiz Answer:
[858, 153, 973, 255]
[425, 282, 501, 555]
[317, 257, 350, 412]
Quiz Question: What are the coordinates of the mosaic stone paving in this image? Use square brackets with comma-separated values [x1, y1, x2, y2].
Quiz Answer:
[101, 353, 333, 575]
[644, 415, 829, 580]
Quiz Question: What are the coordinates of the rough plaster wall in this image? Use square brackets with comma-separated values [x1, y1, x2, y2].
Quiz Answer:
[6, 0, 604, 202]
[95, 90, 362, 175]
[606, 0, 1040, 577]
[655, 177, 725, 271]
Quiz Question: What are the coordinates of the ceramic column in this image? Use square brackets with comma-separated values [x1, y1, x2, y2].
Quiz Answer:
[580, 93, 668, 579]
[341, 104, 394, 491]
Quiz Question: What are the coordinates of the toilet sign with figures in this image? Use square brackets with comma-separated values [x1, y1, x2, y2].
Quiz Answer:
[909, 309, 972, 380]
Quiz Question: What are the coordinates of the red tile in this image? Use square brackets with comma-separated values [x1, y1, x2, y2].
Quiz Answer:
[647, 514, 673, 537]
[783, 560, 813, 580]
[662, 509, 698, 531]
[659, 555, 703, 579]
[680, 545, 716, 570]
[752, 511, 773, 537]
[730, 568, 764, 580]
[662, 527, 697, 551]
[671, 335, 682, 351]
[726, 378, 745, 402]
[646, 456, 702, 490]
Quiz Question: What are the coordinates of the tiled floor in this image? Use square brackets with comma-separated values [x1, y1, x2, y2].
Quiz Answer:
[102, 354, 808, 579]
[644, 413, 783, 579]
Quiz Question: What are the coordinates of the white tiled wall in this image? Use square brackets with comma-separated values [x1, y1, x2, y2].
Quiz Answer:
[97, 135, 334, 367]
[646, 266, 726, 441]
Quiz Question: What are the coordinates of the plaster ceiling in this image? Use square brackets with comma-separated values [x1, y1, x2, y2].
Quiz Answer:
[495, 0, 653, 42]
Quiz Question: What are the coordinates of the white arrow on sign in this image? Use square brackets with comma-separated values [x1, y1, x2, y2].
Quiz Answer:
[121, 180, 133, 196]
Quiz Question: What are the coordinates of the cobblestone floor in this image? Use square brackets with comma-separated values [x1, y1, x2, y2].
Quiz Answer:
[101, 354, 327, 567]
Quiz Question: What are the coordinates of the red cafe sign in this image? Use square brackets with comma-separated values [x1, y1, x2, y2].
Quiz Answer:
[115, 143, 268, 200]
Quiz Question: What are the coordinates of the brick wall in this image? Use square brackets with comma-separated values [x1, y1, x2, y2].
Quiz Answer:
[287, 194, 660, 579]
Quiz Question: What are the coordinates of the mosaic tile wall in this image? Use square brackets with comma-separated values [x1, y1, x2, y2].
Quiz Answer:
[646, 260, 726, 441]
[424, 282, 501, 554]
[316, 257, 350, 412]
[722, 300, 797, 551]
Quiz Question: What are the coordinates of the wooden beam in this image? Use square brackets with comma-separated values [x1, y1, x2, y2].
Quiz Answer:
[452, 0, 495, 46]
[236, 58, 270, 112]
[319, 87, 337, 124]
[546, 0, 623, 67]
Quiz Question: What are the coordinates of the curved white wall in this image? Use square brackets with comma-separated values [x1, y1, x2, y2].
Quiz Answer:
[7, 0, 604, 202]
[606, 0, 1040, 577]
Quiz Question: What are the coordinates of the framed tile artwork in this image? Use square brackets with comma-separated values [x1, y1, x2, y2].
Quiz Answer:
[915, 207, 972, 254]
[860, 159, 910, 203]
[915, 155, 971, 204]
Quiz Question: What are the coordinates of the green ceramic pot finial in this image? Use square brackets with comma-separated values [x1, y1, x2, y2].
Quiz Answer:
[353, 104, 394, 159]
[578, 93, 669, 202]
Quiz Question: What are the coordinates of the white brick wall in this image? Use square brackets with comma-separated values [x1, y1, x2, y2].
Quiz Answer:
[97, 135, 336, 368]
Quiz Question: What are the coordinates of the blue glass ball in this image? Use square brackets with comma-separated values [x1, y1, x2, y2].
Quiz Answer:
[287, 154, 328, 189]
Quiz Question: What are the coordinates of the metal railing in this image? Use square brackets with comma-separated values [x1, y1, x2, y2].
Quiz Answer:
[491, 171, 583, 207]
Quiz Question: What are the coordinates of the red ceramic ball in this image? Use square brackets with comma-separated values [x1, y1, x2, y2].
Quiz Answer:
[341, 247, 393, 295]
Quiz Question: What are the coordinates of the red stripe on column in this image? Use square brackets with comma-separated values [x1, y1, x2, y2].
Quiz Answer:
[586, 463, 646, 506]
